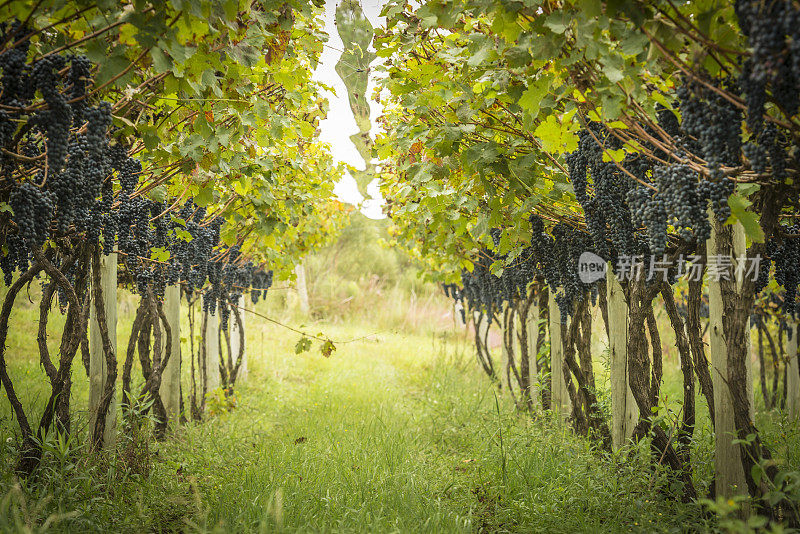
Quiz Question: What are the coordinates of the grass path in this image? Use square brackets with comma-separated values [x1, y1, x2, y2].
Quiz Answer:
[161, 328, 488, 532]
[0, 299, 711, 532]
[141, 324, 706, 533]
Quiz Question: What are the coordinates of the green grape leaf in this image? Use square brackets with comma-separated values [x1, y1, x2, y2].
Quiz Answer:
[728, 194, 765, 243]
[295, 336, 312, 354]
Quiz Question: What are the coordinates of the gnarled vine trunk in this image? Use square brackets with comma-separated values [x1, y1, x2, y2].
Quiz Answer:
[627, 270, 696, 502]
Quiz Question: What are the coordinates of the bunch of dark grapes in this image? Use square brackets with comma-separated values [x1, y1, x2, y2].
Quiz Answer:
[769, 224, 800, 316]
[656, 104, 681, 138]
[742, 142, 768, 173]
[677, 80, 741, 168]
[0, 110, 14, 148]
[203, 243, 273, 330]
[459, 247, 502, 321]
[753, 249, 773, 296]
[203, 248, 224, 316]
[547, 223, 595, 320]
[697, 173, 735, 223]
[31, 56, 71, 171]
[111, 144, 141, 193]
[740, 121, 790, 184]
[457, 222, 560, 318]
[172, 201, 211, 295]
[653, 164, 711, 242]
[759, 123, 787, 180]
[217, 246, 250, 330]
[627, 186, 667, 256]
[735, 0, 800, 133]
[250, 269, 274, 305]
[9, 182, 54, 249]
[67, 55, 91, 123]
[528, 214, 598, 316]
[0, 21, 31, 106]
[564, 123, 637, 262]
[676, 80, 740, 222]
[117, 195, 159, 295]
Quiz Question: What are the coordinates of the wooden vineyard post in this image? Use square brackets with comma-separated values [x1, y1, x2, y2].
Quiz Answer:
[160, 284, 181, 422]
[707, 220, 754, 505]
[501, 307, 512, 391]
[788, 321, 799, 418]
[203, 310, 221, 392]
[89, 253, 117, 449]
[526, 295, 540, 409]
[607, 269, 637, 450]
[231, 295, 247, 381]
[454, 300, 466, 328]
[548, 291, 570, 418]
[294, 263, 310, 314]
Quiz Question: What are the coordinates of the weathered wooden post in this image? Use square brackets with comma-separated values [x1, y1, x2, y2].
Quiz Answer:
[501, 307, 512, 392]
[607, 269, 637, 450]
[788, 322, 799, 418]
[159, 284, 181, 422]
[454, 300, 466, 328]
[548, 291, 570, 418]
[203, 310, 221, 392]
[89, 253, 117, 449]
[707, 220, 754, 504]
[526, 294, 540, 409]
[231, 295, 247, 381]
[294, 263, 310, 314]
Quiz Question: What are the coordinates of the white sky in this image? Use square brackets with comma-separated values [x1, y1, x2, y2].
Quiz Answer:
[313, 0, 387, 219]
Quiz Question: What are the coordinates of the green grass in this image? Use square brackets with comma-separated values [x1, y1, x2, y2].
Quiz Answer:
[1, 286, 798, 532]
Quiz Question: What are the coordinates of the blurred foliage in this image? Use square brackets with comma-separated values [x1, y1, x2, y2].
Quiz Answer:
[302, 216, 442, 326]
